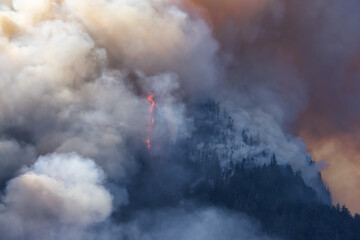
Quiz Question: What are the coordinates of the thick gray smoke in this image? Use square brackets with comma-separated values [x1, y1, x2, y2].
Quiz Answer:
[0, 0, 214, 181]
[119, 208, 279, 240]
[0, 0, 274, 238]
[0, 0, 357, 238]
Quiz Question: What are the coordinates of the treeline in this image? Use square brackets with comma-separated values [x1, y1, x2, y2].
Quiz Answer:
[190, 157, 360, 240]
[121, 101, 360, 240]
[187, 101, 360, 240]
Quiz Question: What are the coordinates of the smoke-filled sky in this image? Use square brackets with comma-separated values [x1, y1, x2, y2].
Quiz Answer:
[186, 0, 360, 213]
[0, 0, 360, 239]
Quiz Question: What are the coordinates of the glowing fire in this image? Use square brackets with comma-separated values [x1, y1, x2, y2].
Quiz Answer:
[148, 94, 155, 113]
[146, 138, 151, 149]
[146, 94, 155, 150]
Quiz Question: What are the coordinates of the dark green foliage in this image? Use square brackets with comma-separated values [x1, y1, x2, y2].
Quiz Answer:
[120, 101, 360, 239]
[186, 101, 360, 240]
[189, 158, 360, 240]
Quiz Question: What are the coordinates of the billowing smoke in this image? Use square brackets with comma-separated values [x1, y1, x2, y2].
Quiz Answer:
[0, 153, 113, 239]
[120, 208, 279, 240]
[0, 0, 358, 238]
[187, 0, 360, 212]
[0, 0, 215, 181]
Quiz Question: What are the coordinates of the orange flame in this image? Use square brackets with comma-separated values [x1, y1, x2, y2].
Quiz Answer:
[148, 94, 155, 113]
[146, 138, 151, 149]
[146, 94, 155, 150]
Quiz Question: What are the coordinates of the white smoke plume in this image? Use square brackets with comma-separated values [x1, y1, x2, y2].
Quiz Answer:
[119, 207, 280, 240]
[0, 0, 217, 181]
[0, 153, 113, 239]
[0, 0, 355, 238]
[0, 0, 320, 186]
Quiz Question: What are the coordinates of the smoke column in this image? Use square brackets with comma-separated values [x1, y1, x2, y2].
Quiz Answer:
[0, 0, 359, 238]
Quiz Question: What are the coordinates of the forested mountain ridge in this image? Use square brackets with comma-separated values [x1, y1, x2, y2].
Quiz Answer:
[123, 101, 360, 240]
[190, 158, 360, 240]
